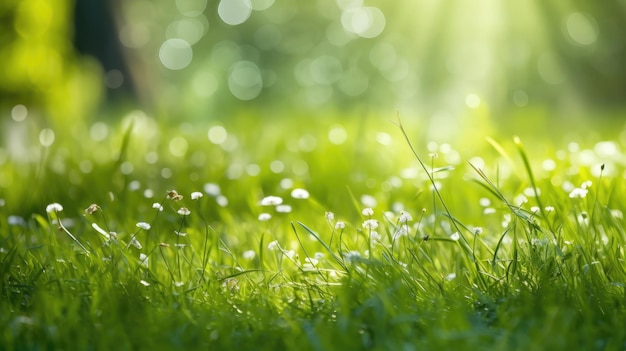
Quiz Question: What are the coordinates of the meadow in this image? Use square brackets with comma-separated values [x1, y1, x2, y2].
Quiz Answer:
[2, 109, 626, 350]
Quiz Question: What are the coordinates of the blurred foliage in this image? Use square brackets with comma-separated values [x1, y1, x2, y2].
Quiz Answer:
[2, 0, 626, 122]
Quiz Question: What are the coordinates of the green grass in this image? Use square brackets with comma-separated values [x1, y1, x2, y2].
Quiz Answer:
[2, 112, 626, 350]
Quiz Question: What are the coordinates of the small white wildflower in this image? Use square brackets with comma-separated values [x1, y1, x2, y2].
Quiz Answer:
[362, 219, 378, 230]
[139, 253, 149, 267]
[191, 191, 203, 200]
[523, 187, 540, 197]
[335, 221, 345, 229]
[177, 207, 191, 216]
[152, 202, 164, 211]
[216, 195, 229, 207]
[399, 211, 413, 222]
[129, 237, 143, 249]
[611, 209, 623, 219]
[445, 273, 457, 281]
[284, 250, 296, 259]
[429, 181, 442, 191]
[290, 188, 310, 199]
[531, 238, 548, 246]
[314, 252, 325, 260]
[85, 204, 99, 214]
[305, 257, 319, 266]
[343, 250, 361, 263]
[242, 250, 256, 260]
[267, 240, 280, 251]
[429, 152, 439, 159]
[450, 232, 460, 241]
[515, 195, 528, 206]
[569, 187, 588, 199]
[46, 203, 63, 213]
[174, 231, 187, 237]
[140, 280, 150, 286]
[260, 196, 283, 206]
[473, 227, 483, 235]
[136, 222, 151, 230]
[276, 204, 292, 213]
[204, 183, 221, 196]
[258, 213, 272, 221]
[483, 208, 496, 215]
[392, 226, 409, 240]
[545, 206, 555, 212]
[479, 197, 491, 207]
[581, 180, 592, 189]
[362, 208, 374, 216]
[530, 206, 540, 213]
[325, 211, 335, 221]
[370, 231, 382, 241]
[174, 243, 186, 248]
[174, 281, 184, 287]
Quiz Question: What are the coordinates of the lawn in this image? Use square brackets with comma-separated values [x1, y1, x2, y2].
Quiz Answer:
[2, 109, 626, 350]
[2, 1, 626, 349]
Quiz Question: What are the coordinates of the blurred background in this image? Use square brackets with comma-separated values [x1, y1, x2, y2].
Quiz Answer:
[3, 0, 626, 121]
[1, 0, 626, 214]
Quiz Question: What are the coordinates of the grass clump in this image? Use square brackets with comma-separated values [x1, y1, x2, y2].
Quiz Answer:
[1, 115, 626, 350]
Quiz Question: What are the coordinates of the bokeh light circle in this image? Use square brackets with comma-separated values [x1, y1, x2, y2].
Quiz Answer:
[159, 39, 193, 70]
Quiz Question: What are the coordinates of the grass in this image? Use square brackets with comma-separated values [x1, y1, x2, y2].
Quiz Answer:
[1, 111, 626, 350]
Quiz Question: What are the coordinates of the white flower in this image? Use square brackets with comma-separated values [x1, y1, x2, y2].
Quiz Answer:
[530, 206, 540, 213]
[191, 191, 203, 200]
[343, 250, 361, 263]
[545, 206, 555, 212]
[260, 196, 283, 206]
[581, 180, 592, 189]
[204, 183, 221, 196]
[290, 188, 310, 199]
[284, 250, 296, 259]
[399, 211, 413, 222]
[139, 253, 149, 267]
[515, 195, 528, 206]
[305, 257, 319, 266]
[370, 231, 382, 241]
[473, 227, 483, 235]
[569, 188, 588, 199]
[445, 273, 457, 281]
[362, 219, 378, 229]
[450, 232, 460, 241]
[177, 207, 191, 216]
[276, 204, 292, 213]
[479, 197, 491, 207]
[483, 208, 496, 215]
[242, 250, 256, 260]
[216, 195, 228, 207]
[267, 240, 280, 251]
[129, 237, 143, 249]
[46, 203, 63, 213]
[362, 208, 374, 216]
[335, 221, 345, 229]
[174, 231, 187, 237]
[140, 280, 150, 286]
[258, 213, 272, 221]
[136, 222, 151, 230]
[325, 211, 335, 221]
[152, 202, 164, 211]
